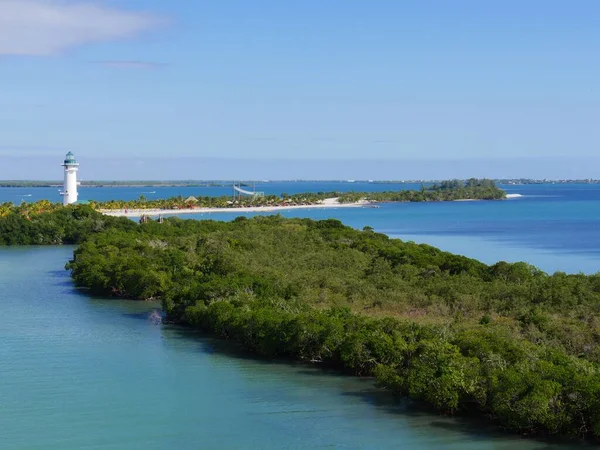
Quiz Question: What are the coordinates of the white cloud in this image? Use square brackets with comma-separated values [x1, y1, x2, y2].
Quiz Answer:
[0, 0, 161, 55]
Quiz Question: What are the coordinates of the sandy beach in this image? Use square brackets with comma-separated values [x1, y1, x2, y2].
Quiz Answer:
[99, 198, 370, 218]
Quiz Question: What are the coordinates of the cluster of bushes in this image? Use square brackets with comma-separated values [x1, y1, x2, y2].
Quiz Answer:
[0, 204, 135, 245]
[186, 302, 600, 437]
[339, 179, 505, 203]
[63, 215, 600, 438]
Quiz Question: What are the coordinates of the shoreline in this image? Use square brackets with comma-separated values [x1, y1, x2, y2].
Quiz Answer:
[99, 198, 369, 218]
[99, 195, 522, 218]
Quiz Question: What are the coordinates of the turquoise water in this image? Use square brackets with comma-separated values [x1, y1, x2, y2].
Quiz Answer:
[0, 247, 588, 449]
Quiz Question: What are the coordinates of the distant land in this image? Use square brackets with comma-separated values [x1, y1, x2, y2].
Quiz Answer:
[0, 181, 232, 188]
[0, 179, 599, 188]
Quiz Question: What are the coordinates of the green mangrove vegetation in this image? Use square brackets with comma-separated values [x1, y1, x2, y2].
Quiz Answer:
[338, 178, 504, 203]
[3, 182, 598, 440]
[0, 203, 134, 245]
[62, 214, 600, 439]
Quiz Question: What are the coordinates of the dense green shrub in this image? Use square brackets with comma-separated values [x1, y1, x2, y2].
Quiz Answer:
[62, 215, 600, 438]
[0, 204, 135, 245]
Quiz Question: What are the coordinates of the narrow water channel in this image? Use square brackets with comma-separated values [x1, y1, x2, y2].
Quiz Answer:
[0, 247, 587, 449]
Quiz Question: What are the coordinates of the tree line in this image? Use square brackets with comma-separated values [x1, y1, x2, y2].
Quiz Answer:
[62, 213, 600, 439]
[0, 180, 505, 213]
[88, 179, 504, 210]
[0, 203, 134, 245]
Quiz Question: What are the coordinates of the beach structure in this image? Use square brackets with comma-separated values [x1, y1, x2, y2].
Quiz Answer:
[232, 181, 264, 201]
[60, 151, 79, 205]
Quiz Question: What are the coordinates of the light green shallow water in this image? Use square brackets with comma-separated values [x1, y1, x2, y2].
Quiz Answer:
[0, 247, 588, 449]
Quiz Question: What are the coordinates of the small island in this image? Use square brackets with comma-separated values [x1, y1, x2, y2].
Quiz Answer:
[93, 178, 506, 217]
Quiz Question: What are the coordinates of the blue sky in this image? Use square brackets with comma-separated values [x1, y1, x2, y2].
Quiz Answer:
[1, 0, 599, 179]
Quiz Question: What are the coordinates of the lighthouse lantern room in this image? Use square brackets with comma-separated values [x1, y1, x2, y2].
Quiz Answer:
[61, 151, 79, 205]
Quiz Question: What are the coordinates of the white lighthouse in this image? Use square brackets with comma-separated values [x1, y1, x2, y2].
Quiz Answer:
[61, 151, 79, 205]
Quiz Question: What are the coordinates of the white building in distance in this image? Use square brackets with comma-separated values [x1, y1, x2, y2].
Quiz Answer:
[61, 152, 79, 205]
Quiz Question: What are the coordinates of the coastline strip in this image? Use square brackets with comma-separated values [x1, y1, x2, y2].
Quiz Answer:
[99, 198, 368, 218]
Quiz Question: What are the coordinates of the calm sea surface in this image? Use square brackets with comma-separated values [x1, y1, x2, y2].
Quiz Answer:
[1, 183, 599, 448]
